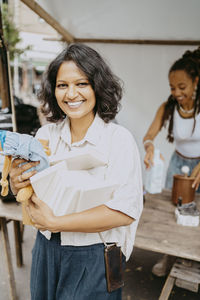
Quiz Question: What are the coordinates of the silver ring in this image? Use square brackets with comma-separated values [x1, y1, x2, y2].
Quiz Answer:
[18, 175, 23, 183]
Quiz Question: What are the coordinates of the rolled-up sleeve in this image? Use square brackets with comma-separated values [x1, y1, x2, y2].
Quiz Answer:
[105, 127, 143, 221]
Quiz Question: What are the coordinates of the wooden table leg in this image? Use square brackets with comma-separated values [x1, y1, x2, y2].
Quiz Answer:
[13, 221, 23, 267]
[0, 217, 18, 300]
[158, 274, 175, 300]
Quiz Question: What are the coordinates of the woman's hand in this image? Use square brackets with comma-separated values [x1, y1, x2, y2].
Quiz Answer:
[192, 170, 200, 191]
[143, 103, 166, 169]
[9, 158, 39, 195]
[27, 193, 58, 232]
[144, 144, 164, 169]
[144, 144, 154, 169]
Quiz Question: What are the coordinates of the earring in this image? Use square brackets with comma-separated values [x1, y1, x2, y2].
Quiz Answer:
[192, 85, 197, 100]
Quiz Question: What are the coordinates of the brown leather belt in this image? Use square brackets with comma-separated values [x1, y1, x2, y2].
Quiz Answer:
[175, 150, 200, 160]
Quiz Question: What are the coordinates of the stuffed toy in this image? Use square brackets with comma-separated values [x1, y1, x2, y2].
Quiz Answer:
[0, 130, 50, 225]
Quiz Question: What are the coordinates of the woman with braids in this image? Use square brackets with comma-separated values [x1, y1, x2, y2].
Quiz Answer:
[143, 47, 200, 277]
[9, 43, 143, 300]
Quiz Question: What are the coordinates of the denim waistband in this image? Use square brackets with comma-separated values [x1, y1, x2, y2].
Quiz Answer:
[175, 150, 200, 160]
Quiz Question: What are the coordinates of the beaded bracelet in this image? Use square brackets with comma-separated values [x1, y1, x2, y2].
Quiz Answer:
[143, 139, 154, 146]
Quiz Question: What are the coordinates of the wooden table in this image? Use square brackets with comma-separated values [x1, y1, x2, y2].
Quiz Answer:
[0, 199, 23, 300]
[135, 190, 200, 299]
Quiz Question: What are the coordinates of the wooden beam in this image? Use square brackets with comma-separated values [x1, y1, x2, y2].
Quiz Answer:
[43, 37, 200, 46]
[74, 38, 200, 46]
[20, 0, 74, 43]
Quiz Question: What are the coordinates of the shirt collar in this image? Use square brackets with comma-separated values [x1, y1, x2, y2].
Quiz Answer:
[60, 114, 105, 147]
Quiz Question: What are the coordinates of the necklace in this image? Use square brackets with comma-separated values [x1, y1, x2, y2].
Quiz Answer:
[179, 105, 194, 114]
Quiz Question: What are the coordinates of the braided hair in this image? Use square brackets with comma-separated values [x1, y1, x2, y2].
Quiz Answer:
[161, 47, 200, 143]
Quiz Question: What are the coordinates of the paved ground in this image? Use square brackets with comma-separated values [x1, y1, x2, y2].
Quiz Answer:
[1, 223, 200, 300]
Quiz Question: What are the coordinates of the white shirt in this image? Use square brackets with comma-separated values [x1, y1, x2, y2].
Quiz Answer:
[35, 114, 143, 260]
[173, 109, 200, 158]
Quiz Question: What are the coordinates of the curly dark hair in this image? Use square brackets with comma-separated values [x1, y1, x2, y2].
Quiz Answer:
[161, 47, 200, 142]
[38, 43, 123, 123]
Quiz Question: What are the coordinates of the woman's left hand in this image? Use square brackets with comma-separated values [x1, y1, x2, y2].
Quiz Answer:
[27, 193, 58, 232]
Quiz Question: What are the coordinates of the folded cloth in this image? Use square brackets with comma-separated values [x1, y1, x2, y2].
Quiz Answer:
[0, 130, 49, 172]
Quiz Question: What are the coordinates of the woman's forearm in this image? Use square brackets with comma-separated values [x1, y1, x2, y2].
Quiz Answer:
[43, 205, 133, 233]
[143, 102, 166, 148]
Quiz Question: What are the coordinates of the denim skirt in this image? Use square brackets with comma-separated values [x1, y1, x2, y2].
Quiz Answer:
[30, 231, 123, 300]
[165, 151, 200, 193]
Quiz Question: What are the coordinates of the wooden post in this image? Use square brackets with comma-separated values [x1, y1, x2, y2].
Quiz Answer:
[1, 217, 18, 300]
[13, 221, 23, 267]
[158, 274, 175, 300]
[0, 5, 17, 131]
[0, 48, 9, 108]
[0, 7, 10, 109]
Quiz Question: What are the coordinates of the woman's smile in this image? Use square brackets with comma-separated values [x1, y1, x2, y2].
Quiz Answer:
[65, 100, 85, 109]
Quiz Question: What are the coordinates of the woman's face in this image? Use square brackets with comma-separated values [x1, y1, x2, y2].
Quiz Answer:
[169, 70, 198, 107]
[55, 61, 96, 121]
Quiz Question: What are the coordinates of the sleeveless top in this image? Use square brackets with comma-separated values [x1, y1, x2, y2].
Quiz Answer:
[173, 108, 200, 158]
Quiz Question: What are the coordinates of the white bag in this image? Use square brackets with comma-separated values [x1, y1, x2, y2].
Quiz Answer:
[145, 148, 164, 194]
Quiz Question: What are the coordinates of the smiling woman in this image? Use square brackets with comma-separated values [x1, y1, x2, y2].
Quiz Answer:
[143, 47, 200, 188]
[9, 43, 143, 300]
[143, 47, 200, 277]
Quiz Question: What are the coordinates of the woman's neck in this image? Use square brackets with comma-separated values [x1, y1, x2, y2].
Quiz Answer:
[179, 98, 194, 111]
[70, 114, 95, 143]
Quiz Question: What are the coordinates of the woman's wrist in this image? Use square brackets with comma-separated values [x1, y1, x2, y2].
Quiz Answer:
[143, 140, 154, 152]
[45, 214, 57, 232]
